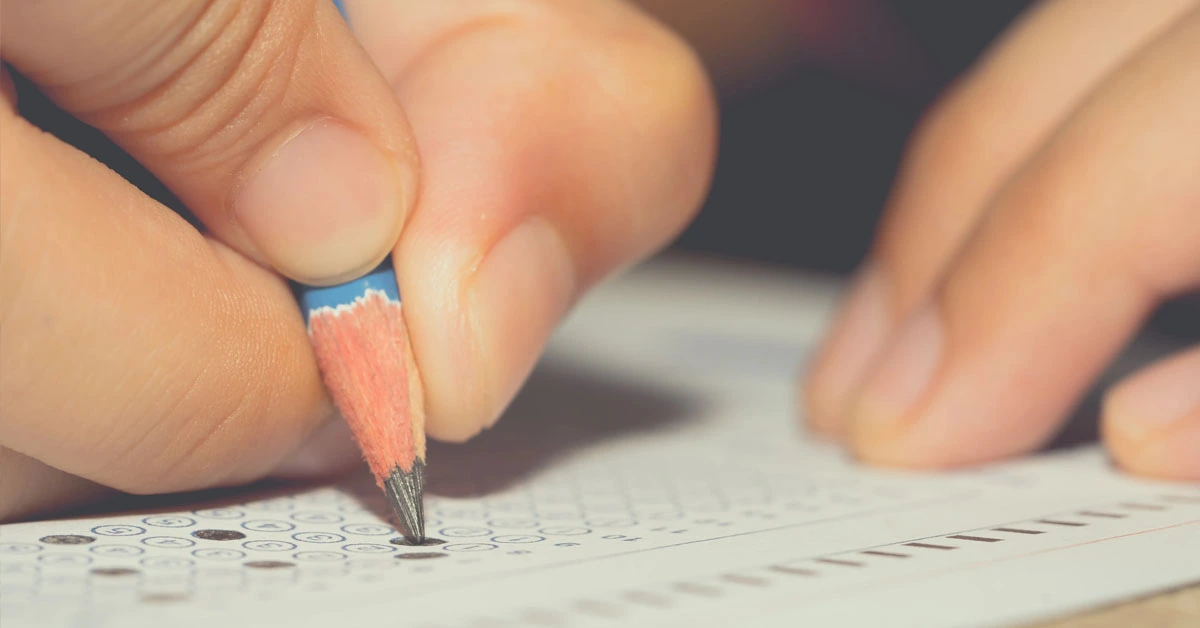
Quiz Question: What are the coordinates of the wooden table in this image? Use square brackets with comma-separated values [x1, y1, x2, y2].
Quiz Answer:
[1032, 583, 1200, 627]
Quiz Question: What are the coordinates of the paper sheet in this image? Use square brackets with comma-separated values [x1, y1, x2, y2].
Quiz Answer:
[2, 255, 1197, 628]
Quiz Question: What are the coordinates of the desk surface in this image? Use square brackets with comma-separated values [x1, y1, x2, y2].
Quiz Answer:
[1035, 583, 1200, 627]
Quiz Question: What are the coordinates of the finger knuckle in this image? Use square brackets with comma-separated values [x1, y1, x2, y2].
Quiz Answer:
[80, 0, 320, 178]
[570, 11, 718, 257]
[906, 87, 997, 182]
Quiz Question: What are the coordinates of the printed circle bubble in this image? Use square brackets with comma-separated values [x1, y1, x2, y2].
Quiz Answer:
[538, 526, 592, 536]
[90, 545, 144, 557]
[192, 548, 245, 561]
[193, 508, 245, 520]
[291, 532, 346, 544]
[490, 535, 544, 544]
[140, 556, 194, 569]
[342, 544, 394, 554]
[440, 543, 497, 552]
[293, 551, 345, 562]
[434, 509, 486, 520]
[141, 536, 196, 549]
[40, 535, 95, 545]
[487, 519, 540, 529]
[241, 520, 295, 533]
[291, 512, 344, 524]
[92, 525, 146, 537]
[0, 543, 42, 555]
[541, 511, 582, 521]
[340, 524, 393, 536]
[583, 518, 637, 528]
[143, 516, 197, 528]
[238, 540, 295, 549]
[439, 526, 493, 538]
[191, 529, 246, 541]
[39, 554, 92, 566]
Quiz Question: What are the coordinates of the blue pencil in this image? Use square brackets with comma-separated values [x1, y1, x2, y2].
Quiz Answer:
[289, 0, 426, 544]
[295, 256, 427, 544]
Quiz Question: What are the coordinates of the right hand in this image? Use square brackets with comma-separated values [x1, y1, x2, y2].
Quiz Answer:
[0, 0, 717, 520]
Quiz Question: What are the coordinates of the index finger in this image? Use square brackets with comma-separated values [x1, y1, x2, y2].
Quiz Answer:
[1, 0, 419, 286]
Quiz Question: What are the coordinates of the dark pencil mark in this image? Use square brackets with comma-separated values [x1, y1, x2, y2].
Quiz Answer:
[391, 537, 445, 547]
[1077, 511, 1126, 519]
[817, 557, 864, 567]
[244, 560, 295, 569]
[90, 567, 139, 577]
[192, 529, 246, 541]
[40, 535, 95, 545]
[139, 592, 191, 603]
[947, 535, 1002, 543]
[862, 550, 909, 558]
[994, 528, 1044, 535]
[1037, 519, 1086, 527]
[722, 573, 768, 586]
[769, 565, 817, 576]
[904, 542, 955, 550]
[395, 552, 448, 560]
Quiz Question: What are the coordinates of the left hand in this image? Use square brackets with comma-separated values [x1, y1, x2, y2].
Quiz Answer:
[803, 0, 1200, 480]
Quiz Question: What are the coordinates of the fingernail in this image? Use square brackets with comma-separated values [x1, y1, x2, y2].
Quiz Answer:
[272, 420, 363, 479]
[804, 262, 891, 432]
[470, 217, 576, 429]
[234, 119, 410, 286]
[850, 301, 943, 435]
[1105, 349, 1200, 444]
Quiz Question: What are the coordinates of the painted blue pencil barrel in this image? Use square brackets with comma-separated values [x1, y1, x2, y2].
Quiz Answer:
[298, 257, 400, 322]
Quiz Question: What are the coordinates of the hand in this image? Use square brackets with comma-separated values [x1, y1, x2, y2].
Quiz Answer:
[803, 0, 1200, 480]
[0, 0, 716, 519]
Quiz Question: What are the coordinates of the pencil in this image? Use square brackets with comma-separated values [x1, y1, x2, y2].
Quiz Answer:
[294, 256, 427, 543]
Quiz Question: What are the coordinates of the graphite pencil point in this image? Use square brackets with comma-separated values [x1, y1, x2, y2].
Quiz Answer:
[384, 461, 426, 543]
[296, 257, 428, 548]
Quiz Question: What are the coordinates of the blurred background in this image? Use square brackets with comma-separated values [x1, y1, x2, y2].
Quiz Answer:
[645, 0, 1034, 273]
[636, 0, 1198, 342]
[9, 0, 1195, 340]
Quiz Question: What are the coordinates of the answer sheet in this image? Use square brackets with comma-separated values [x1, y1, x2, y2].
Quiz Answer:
[2, 256, 1197, 628]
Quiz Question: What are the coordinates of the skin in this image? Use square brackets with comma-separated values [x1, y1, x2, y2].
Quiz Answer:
[0, 0, 716, 520]
[803, 0, 1200, 481]
[2, 0, 1197, 521]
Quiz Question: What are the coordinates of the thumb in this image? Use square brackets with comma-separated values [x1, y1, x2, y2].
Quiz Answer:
[1, 0, 417, 286]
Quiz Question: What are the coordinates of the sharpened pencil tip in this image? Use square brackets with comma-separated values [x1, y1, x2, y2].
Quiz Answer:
[383, 461, 425, 543]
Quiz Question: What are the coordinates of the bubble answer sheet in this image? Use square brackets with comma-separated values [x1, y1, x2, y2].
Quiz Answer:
[2, 255, 1198, 628]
